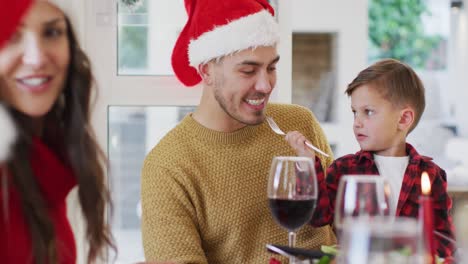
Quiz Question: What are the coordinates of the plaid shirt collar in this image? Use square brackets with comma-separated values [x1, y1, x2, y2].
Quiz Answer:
[354, 143, 435, 215]
[354, 143, 433, 165]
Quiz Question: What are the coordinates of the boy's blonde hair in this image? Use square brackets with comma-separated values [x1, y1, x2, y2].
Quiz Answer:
[345, 58, 425, 133]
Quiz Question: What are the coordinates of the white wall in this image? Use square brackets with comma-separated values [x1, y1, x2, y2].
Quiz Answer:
[147, 1, 186, 75]
[290, 0, 368, 156]
[449, 7, 468, 137]
[272, 1, 293, 104]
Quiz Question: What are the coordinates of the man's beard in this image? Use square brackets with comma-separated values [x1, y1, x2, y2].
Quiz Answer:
[213, 80, 266, 126]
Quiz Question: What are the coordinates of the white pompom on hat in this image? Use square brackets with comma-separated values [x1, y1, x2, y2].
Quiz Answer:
[171, 0, 280, 87]
[0, 105, 16, 162]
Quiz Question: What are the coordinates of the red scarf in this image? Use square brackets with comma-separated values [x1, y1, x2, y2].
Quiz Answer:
[0, 138, 77, 263]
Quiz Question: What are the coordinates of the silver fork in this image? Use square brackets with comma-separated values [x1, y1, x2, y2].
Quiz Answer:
[266, 116, 330, 157]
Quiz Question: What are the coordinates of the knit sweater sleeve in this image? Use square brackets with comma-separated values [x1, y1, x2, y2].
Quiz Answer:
[141, 156, 208, 264]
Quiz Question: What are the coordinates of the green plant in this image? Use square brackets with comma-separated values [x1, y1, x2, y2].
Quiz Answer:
[368, 0, 443, 69]
[119, 0, 143, 12]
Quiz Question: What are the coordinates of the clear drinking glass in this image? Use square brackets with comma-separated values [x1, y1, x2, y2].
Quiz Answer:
[334, 175, 393, 235]
[338, 216, 423, 264]
[267, 156, 318, 250]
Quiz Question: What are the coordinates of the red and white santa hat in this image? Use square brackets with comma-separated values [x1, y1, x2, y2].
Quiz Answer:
[0, 0, 32, 49]
[172, 0, 280, 87]
[0, 0, 77, 47]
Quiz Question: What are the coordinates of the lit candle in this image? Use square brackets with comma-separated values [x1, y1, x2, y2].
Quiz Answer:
[420, 172, 436, 264]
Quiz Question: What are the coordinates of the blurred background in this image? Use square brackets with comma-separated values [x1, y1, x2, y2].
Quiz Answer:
[64, 0, 468, 262]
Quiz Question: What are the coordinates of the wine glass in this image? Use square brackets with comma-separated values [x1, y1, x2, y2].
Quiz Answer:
[338, 216, 423, 264]
[454, 200, 468, 262]
[334, 175, 393, 236]
[267, 156, 318, 251]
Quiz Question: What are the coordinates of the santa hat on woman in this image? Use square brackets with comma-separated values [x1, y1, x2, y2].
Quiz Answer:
[0, 0, 31, 161]
[0, 0, 77, 48]
[172, 0, 280, 87]
[0, 0, 31, 49]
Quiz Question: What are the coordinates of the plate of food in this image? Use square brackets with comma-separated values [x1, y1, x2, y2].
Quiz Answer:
[267, 244, 336, 264]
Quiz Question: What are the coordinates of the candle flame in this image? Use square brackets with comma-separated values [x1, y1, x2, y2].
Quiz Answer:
[421, 172, 431, 195]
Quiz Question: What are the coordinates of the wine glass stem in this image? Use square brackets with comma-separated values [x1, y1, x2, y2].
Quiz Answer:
[288, 231, 297, 264]
[288, 231, 296, 247]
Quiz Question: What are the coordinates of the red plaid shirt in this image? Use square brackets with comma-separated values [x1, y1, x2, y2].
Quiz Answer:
[311, 143, 455, 258]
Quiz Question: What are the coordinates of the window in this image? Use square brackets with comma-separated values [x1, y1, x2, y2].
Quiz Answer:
[118, 2, 149, 74]
[109, 106, 195, 263]
[117, 0, 186, 75]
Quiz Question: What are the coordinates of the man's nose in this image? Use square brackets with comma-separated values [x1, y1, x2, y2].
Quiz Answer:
[255, 71, 273, 93]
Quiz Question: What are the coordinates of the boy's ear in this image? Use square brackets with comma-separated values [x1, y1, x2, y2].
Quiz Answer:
[198, 63, 214, 86]
[398, 107, 415, 131]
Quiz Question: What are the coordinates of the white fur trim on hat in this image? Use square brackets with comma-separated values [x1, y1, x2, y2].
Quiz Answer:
[0, 105, 16, 162]
[46, 0, 84, 43]
[188, 10, 279, 67]
[47, 0, 69, 13]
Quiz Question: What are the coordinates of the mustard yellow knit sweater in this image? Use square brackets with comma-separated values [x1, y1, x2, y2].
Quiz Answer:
[141, 103, 336, 264]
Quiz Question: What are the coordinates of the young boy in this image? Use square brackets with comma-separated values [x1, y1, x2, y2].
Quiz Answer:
[286, 59, 455, 258]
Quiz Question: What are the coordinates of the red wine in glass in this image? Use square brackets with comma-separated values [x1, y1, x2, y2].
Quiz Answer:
[269, 198, 317, 231]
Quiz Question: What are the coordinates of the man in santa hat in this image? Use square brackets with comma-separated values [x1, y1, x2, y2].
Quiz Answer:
[141, 0, 336, 263]
[0, 0, 31, 162]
